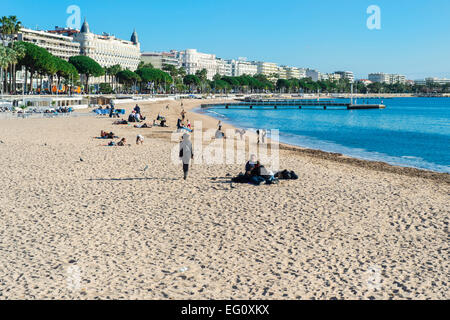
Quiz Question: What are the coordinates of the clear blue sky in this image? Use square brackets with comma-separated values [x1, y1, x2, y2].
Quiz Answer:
[4, 0, 450, 79]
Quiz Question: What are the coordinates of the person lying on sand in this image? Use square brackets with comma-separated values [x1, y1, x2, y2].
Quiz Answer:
[134, 123, 151, 128]
[136, 134, 144, 145]
[113, 119, 128, 125]
[100, 130, 116, 139]
[117, 138, 127, 146]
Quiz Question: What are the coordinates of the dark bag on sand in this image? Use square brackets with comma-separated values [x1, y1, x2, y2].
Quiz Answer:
[232, 173, 250, 183]
[290, 171, 299, 180]
[282, 170, 291, 179]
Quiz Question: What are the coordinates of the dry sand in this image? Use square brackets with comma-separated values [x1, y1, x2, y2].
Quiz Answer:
[0, 99, 448, 300]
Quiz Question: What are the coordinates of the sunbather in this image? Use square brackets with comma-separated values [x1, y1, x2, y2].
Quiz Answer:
[134, 123, 151, 128]
[113, 119, 128, 125]
[117, 138, 126, 146]
[136, 134, 144, 145]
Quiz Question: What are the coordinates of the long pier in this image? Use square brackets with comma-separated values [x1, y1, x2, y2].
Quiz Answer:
[202, 99, 386, 110]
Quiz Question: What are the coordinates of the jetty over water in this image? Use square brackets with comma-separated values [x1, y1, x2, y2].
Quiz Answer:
[202, 99, 386, 110]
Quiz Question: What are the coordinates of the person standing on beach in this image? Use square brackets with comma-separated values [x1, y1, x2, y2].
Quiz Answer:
[218, 121, 222, 131]
[181, 109, 186, 120]
[179, 133, 194, 180]
[109, 103, 115, 118]
[256, 129, 260, 144]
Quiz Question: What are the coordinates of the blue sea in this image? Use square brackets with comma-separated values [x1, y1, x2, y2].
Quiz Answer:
[197, 98, 450, 173]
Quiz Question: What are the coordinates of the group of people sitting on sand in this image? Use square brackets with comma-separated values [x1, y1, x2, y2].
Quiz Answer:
[127, 105, 147, 123]
[154, 113, 168, 127]
[229, 154, 298, 186]
[176, 118, 192, 132]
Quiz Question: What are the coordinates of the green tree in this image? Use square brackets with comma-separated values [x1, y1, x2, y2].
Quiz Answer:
[116, 69, 141, 92]
[138, 61, 154, 69]
[69, 55, 104, 93]
[183, 74, 201, 93]
[54, 57, 79, 93]
[99, 82, 113, 94]
[0, 15, 22, 93]
[16, 41, 54, 93]
[136, 67, 172, 93]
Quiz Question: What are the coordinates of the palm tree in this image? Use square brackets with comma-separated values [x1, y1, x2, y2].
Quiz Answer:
[0, 16, 22, 93]
[0, 46, 9, 95]
[0, 45, 15, 95]
[10, 41, 25, 93]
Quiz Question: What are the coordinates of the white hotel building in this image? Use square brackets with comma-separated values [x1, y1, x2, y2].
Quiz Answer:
[176, 49, 218, 80]
[369, 73, 407, 84]
[256, 62, 279, 79]
[141, 51, 180, 69]
[231, 59, 258, 77]
[73, 20, 141, 71]
[216, 58, 233, 77]
[16, 28, 81, 61]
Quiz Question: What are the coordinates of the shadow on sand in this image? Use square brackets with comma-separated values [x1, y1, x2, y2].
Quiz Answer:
[88, 177, 179, 182]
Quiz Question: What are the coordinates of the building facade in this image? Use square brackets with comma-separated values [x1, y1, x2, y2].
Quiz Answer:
[230, 59, 258, 77]
[335, 71, 354, 82]
[322, 73, 342, 81]
[175, 49, 218, 80]
[369, 73, 407, 84]
[389, 74, 407, 84]
[415, 77, 450, 85]
[256, 62, 279, 78]
[368, 73, 391, 83]
[283, 66, 301, 79]
[141, 51, 180, 69]
[16, 27, 80, 61]
[72, 20, 141, 71]
[306, 69, 321, 81]
[216, 58, 233, 77]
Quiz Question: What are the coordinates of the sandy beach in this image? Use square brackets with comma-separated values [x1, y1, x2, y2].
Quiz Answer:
[0, 98, 448, 300]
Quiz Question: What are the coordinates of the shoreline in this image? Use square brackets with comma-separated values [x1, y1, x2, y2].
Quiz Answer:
[189, 101, 449, 184]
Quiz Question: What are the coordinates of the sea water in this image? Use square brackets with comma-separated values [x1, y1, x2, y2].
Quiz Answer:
[197, 97, 450, 173]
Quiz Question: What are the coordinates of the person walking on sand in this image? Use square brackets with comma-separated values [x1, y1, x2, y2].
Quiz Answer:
[179, 133, 194, 180]
[256, 129, 260, 144]
[181, 108, 186, 120]
[218, 121, 222, 131]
